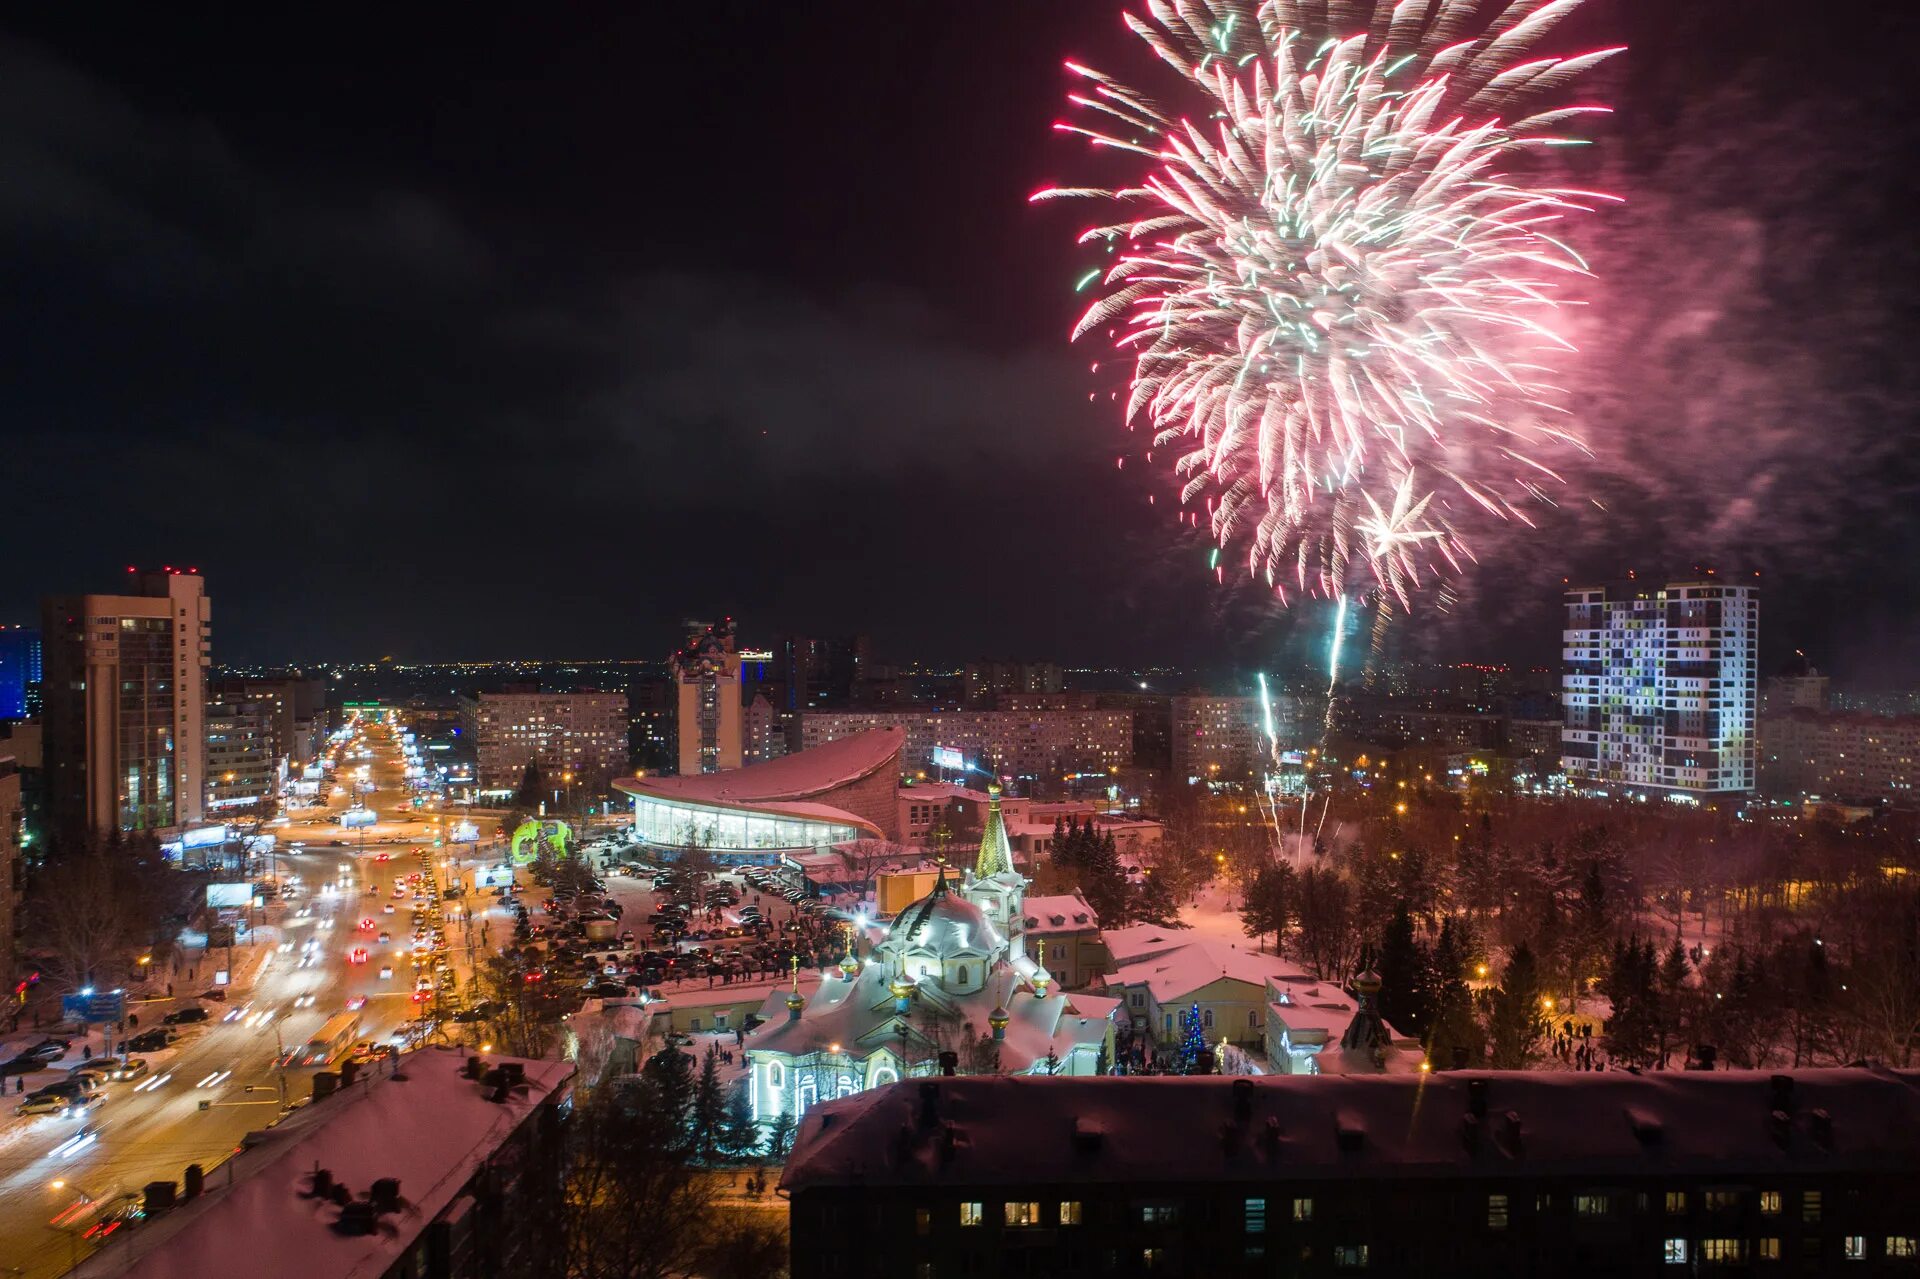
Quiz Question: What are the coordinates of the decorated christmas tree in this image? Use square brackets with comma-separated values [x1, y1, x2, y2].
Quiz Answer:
[1174, 1002, 1213, 1074]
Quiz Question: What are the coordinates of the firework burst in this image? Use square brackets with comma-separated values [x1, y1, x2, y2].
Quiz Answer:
[1038, 0, 1621, 609]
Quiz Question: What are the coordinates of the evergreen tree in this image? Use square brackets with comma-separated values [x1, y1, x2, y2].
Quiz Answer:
[1376, 902, 1435, 1038]
[1240, 861, 1295, 954]
[1174, 1002, 1212, 1074]
[1602, 937, 1660, 1066]
[719, 1079, 761, 1162]
[1656, 937, 1692, 1063]
[513, 759, 547, 811]
[639, 1045, 696, 1151]
[1095, 1040, 1111, 1077]
[1425, 915, 1483, 1069]
[766, 1110, 797, 1160]
[1131, 868, 1186, 927]
[690, 1044, 726, 1162]
[1487, 941, 1548, 1069]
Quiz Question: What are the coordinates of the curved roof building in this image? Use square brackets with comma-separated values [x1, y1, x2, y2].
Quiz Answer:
[614, 727, 902, 861]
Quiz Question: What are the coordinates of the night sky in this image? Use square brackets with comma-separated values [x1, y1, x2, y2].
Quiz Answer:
[4, 3, 1917, 680]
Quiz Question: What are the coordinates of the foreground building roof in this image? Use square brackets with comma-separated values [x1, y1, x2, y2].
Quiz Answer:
[75, 1046, 573, 1279]
[782, 1068, 1920, 1191]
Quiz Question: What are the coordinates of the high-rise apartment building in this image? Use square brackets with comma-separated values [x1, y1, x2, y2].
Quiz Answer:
[962, 660, 1064, 707]
[1561, 579, 1758, 795]
[0, 625, 41, 720]
[0, 749, 21, 1000]
[458, 689, 629, 790]
[674, 620, 742, 774]
[42, 570, 210, 834]
[1171, 695, 1264, 784]
[205, 699, 279, 813]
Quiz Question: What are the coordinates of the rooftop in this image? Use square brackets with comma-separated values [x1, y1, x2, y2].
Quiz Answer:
[615, 729, 902, 826]
[75, 1046, 573, 1279]
[782, 1068, 1920, 1192]
[1102, 935, 1314, 1003]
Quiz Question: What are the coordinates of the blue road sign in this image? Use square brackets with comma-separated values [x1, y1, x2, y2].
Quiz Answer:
[60, 991, 127, 1024]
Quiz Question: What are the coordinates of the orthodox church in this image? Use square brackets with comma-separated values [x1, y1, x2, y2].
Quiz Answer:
[744, 786, 1119, 1122]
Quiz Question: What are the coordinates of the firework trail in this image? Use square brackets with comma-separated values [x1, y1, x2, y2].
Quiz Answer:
[1037, 0, 1620, 611]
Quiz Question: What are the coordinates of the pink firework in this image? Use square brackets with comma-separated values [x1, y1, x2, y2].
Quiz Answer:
[1037, 0, 1622, 608]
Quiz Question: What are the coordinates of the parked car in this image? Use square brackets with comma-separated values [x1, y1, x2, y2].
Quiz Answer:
[125, 1029, 177, 1053]
[16, 1092, 87, 1117]
[163, 1007, 210, 1026]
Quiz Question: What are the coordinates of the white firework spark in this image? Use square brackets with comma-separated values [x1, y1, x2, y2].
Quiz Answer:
[1037, 0, 1621, 607]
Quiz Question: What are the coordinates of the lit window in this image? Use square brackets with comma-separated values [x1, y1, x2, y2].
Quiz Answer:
[1844, 1237, 1866, 1261]
[1293, 1198, 1314, 1223]
[1758, 1238, 1781, 1260]
[1004, 1202, 1042, 1228]
[1139, 1203, 1181, 1226]
[1141, 1248, 1168, 1270]
[1804, 1191, 1823, 1223]
[1760, 1190, 1781, 1215]
[1576, 1194, 1610, 1217]
[1889, 1237, 1918, 1259]
[1705, 1190, 1740, 1212]
[1702, 1239, 1749, 1263]
[914, 1208, 930, 1236]
[1487, 1194, 1509, 1230]
[1334, 1244, 1369, 1270]
[1059, 1201, 1082, 1226]
[960, 1202, 983, 1227]
[1664, 1240, 1688, 1265]
[1244, 1198, 1266, 1234]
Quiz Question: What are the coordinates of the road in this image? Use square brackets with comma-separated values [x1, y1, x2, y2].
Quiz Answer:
[0, 717, 508, 1279]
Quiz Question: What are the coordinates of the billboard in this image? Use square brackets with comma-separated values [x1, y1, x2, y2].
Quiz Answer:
[182, 824, 229, 850]
[61, 991, 126, 1024]
[341, 806, 376, 828]
[932, 746, 965, 772]
[207, 882, 253, 909]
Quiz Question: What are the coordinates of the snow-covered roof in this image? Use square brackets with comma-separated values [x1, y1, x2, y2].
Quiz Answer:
[614, 728, 901, 823]
[1021, 892, 1099, 934]
[75, 1046, 573, 1279]
[1100, 924, 1202, 967]
[782, 1068, 1920, 1192]
[1104, 939, 1315, 1004]
[900, 782, 991, 803]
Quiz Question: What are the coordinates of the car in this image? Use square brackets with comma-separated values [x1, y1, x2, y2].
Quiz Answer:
[16, 1092, 84, 1117]
[384, 904, 396, 914]
[18, 1037, 71, 1064]
[125, 1029, 176, 1053]
[346, 995, 368, 1011]
[378, 966, 393, 979]
[104, 1057, 151, 1081]
[163, 1007, 210, 1026]
[378, 931, 392, 943]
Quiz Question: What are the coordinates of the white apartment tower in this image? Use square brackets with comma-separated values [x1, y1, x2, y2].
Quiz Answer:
[1561, 579, 1758, 795]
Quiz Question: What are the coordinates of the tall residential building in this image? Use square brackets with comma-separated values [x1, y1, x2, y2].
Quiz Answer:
[0, 749, 21, 1000]
[1760, 708, 1920, 806]
[1760, 653, 1830, 717]
[1171, 695, 1263, 784]
[458, 689, 629, 790]
[0, 625, 41, 720]
[209, 676, 324, 773]
[962, 660, 1064, 707]
[800, 707, 1132, 781]
[674, 620, 742, 775]
[1561, 579, 1758, 796]
[205, 699, 279, 813]
[42, 570, 210, 834]
[744, 693, 787, 764]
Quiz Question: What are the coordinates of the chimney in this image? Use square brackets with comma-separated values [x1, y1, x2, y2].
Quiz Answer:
[1232, 1078, 1254, 1122]
[336, 1201, 378, 1236]
[312, 1071, 338, 1101]
[311, 1168, 335, 1199]
[938, 1051, 958, 1078]
[464, 1056, 484, 1079]
[371, 1179, 402, 1214]
[1467, 1079, 1489, 1118]
[183, 1164, 205, 1200]
[918, 1081, 940, 1127]
[144, 1181, 178, 1216]
[1770, 1073, 1795, 1113]
[340, 1058, 362, 1088]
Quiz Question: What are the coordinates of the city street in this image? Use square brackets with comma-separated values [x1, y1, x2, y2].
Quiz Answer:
[0, 718, 500, 1278]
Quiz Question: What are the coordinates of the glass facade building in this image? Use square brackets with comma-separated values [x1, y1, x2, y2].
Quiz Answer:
[629, 793, 862, 855]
